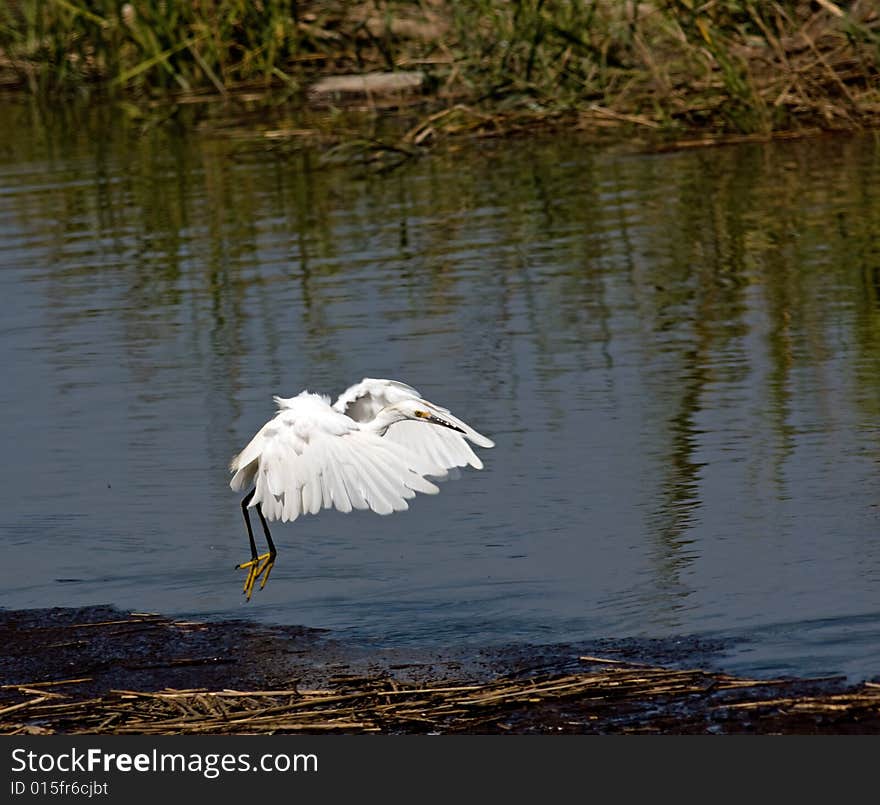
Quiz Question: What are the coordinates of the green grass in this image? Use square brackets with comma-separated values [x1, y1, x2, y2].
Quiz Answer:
[1, 1, 878, 136]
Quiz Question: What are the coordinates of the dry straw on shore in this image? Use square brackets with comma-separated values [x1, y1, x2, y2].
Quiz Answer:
[3, 659, 879, 735]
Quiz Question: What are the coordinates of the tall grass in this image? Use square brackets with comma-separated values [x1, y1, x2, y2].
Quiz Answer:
[0, 1, 878, 135]
[0, 0, 312, 94]
[448, 0, 879, 134]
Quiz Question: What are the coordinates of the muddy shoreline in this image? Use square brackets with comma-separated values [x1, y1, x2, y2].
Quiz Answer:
[2, 606, 878, 735]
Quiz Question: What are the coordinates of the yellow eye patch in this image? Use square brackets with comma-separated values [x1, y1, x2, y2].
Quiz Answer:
[414, 410, 430, 418]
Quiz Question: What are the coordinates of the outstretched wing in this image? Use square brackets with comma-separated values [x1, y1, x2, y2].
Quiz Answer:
[386, 399, 494, 478]
[332, 377, 422, 421]
[231, 391, 439, 523]
[334, 378, 494, 477]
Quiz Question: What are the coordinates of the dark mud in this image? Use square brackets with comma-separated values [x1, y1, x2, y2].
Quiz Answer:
[2, 606, 878, 734]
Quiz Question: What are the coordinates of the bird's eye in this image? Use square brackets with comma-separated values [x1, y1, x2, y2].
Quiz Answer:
[415, 410, 429, 418]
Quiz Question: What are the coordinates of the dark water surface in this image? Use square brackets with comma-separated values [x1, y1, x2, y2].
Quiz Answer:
[2, 104, 879, 681]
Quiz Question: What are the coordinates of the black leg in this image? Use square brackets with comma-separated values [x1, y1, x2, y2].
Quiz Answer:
[255, 501, 277, 560]
[238, 488, 278, 600]
[240, 488, 259, 563]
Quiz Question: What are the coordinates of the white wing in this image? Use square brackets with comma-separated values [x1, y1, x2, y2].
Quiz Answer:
[385, 420, 485, 471]
[332, 377, 422, 421]
[333, 378, 494, 477]
[230, 391, 439, 523]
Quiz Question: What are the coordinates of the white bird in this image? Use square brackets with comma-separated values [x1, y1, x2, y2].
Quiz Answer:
[229, 378, 494, 599]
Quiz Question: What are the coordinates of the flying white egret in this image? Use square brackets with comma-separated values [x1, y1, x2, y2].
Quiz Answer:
[229, 378, 494, 599]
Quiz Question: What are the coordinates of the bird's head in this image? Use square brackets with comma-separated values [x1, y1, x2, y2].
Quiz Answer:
[374, 398, 466, 434]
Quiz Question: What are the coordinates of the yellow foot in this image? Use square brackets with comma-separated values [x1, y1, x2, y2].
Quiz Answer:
[237, 552, 276, 601]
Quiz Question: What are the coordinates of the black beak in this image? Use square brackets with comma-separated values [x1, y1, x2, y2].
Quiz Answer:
[428, 414, 465, 433]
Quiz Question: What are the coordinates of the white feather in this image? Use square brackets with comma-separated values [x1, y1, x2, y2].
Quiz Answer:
[230, 382, 493, 526]
[333, 377, 494, 476]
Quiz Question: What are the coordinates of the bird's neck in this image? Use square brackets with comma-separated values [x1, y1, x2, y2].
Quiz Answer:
[362, 406, 405, 436]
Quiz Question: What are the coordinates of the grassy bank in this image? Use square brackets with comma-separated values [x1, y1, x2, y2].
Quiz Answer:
[1, 1, 879, 139]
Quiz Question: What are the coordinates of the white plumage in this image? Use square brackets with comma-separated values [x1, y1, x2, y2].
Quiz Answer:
[333, 378, 494, 472]
[229, 377, 494, 599]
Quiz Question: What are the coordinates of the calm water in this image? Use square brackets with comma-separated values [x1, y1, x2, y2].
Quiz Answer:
[1, 104, 879, 681]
